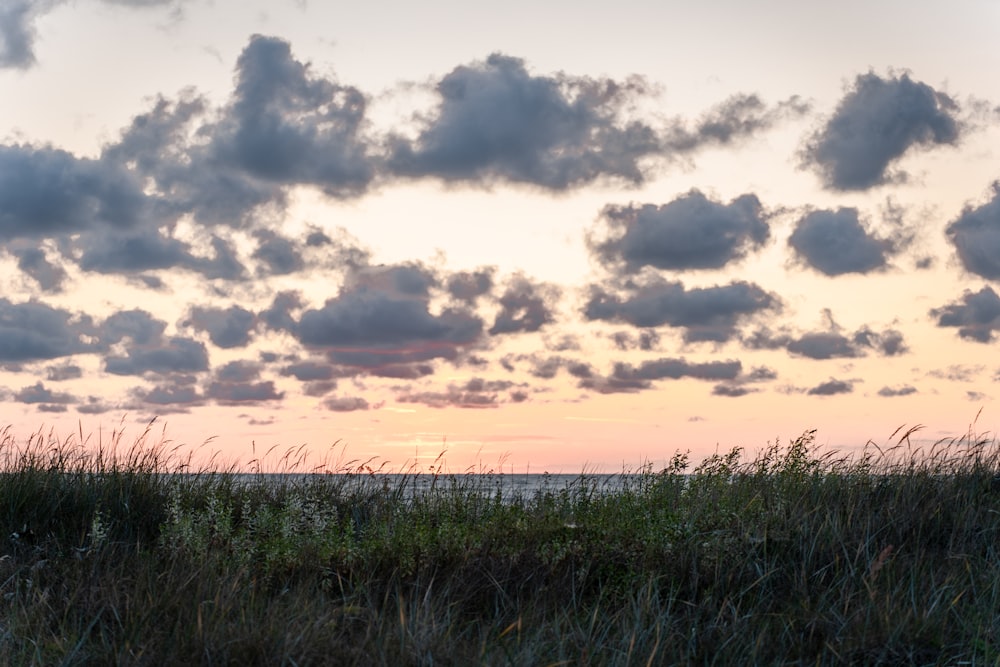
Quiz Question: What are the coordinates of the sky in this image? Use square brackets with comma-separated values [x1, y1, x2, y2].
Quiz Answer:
[1, 0, 1000, 472]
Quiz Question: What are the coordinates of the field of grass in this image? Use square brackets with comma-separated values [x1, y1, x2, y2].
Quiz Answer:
[2, 421, 1000, 665]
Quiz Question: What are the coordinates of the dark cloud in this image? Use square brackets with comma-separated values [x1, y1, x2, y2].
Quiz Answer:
[322, 396, 370, 412]
[369, 363, 435, 379]
[260, 291, 303, 332]
[610, 330, 660, 351]
[788, 208, 899, 275]
[105, 336, 209, 375]
[130, 382, 203, 407]
[293, 282, 483, 368]
[0, 299, 94, 362]
[744, 317, 907, 359]
[184, 305, 256, 348]
[945, 183, 1000, 280]
[878, 385, 917, 397]
[0, 145, 150, 240]
[208, 34, 375, 197]
[489, 275, 559, 335]
[214, 360, 261, 383]
[591, 191, 768, 272]
[584, 278, 778, 343]
[100, 309, 166, 346]
[663, 93, 810, 152]
[397, 378, 508, 409]
[76, 231, 247, 280]
[0, 0, 35, 69]
[0, 0, 182, 70]
[45, 363, 82, 381]
[580, 357, 741, 394]
[387, 53, 661, 190]
[252, 230, 304, 275]
[77, 396, 115, 415]
[802, 71, 960, 190]
[806, 379, 854, 396]
[280, 361, 336, 382]
[11, 246, 68, 292]
[712, 384, 756, 397]
[447, 268, 495, 303]
[14, 381, 75, 405]
[931, 286, 1000, 342]
[927, 365, 983, 382]
[206, 380, 283, 405]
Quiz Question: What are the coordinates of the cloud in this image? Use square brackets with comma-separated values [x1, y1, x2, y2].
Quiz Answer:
[207, 34, 375, 197]
[579, 357, 742, 394]
[489, 275, 560, 335]
[9, 245, 68, 292]
[744, 314, 907, 359]
[280, 360, 337, 382]
[322, 396, 370, 412]
[663, 93, 810, 151]
[0, 299, 95, 362]
[806, 378, 854, 396]
[45, 363, 82, 381]
[591, 191, 769, 271]
[0, 0, 37, 69]
[397, 378, 519, 408]
[802, 71, 960, 190]
[14, 381, 75, 405]
[712, 384, 756, 397]
[584, 277, 779, 343]
[214, 360, 261, 383]
[100, 309, 166, 346]
[610, 329, 660, 351]
[447, 268, 495, 304]
[387, 53, 661, 190]
[206, 380, 284, 405]
[105, 336, 209, 375]
[252, 230, 304, 275]
[0, 145, 150, 240]
[931, 286, 1000, 342]
[878, 385, 917, 397]
[788, 208, 900, 275]
[0, 0, 183, 70]
[184, 305, 256, 348]
[130, 381, 203, 408]
[945, 182, 1000, 280]
[76, 231, 247, 280]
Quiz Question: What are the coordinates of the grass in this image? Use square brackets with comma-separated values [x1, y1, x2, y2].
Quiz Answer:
[2, 420, 1000, 665]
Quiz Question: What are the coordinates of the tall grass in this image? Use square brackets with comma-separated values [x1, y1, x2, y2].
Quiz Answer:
[1, 420, 1000, 664]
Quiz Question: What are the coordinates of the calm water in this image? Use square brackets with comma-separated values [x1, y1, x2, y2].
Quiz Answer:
[206, 472, 659, 499]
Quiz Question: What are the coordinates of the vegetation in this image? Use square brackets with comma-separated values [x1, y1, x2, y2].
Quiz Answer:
[2, 419, 1000, 665]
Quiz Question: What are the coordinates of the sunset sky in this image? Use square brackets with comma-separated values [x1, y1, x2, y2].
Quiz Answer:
[1, 0, 1000, 472]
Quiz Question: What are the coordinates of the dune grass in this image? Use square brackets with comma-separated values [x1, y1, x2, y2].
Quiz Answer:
[2, 420, 1000, 665]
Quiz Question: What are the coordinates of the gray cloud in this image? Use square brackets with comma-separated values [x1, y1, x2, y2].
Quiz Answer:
[387, 53, 661, 190]
[489, 275, 559, 335]
[878, 385, 917, 397]
[806, 379, 854, 396]
[663, 93, 809, 152]
[214, 360, 261, 383]
[611, 329, 660, 351]
[788, 208, 899, 275]
[580, 357, 741, 394]
[931, 286, 1000, 342]
[322, 396, 370, 412]
[252, 230, 304, 275]
[105, 336, 209, 375]
[14, 381, 75, 405]
[0, 299, 94, 362]
[712, 384, 756, 397]
[207, 34, 375, 198]
[100, 309, 166, 346]
[45, 363, 82, 381]
[802, 71, 960, 190]
[591, 191, 769, 272]
[280, 361, 337, 382]
[184, 305, 256, 348]
[585, 278, 778, 343]
[12, 246, 68, 292]
[0, 145, 150, 240]
[130, 381, 203, 408]
[744, 315, 907, 359]
[76, 231, 247, 280]
[206, 380, 283, 405]
[447, 268, 495, 304]
[397, 378, 518, 409]
[0, 0, 182, 70]
[945, 183, 1000, 280]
